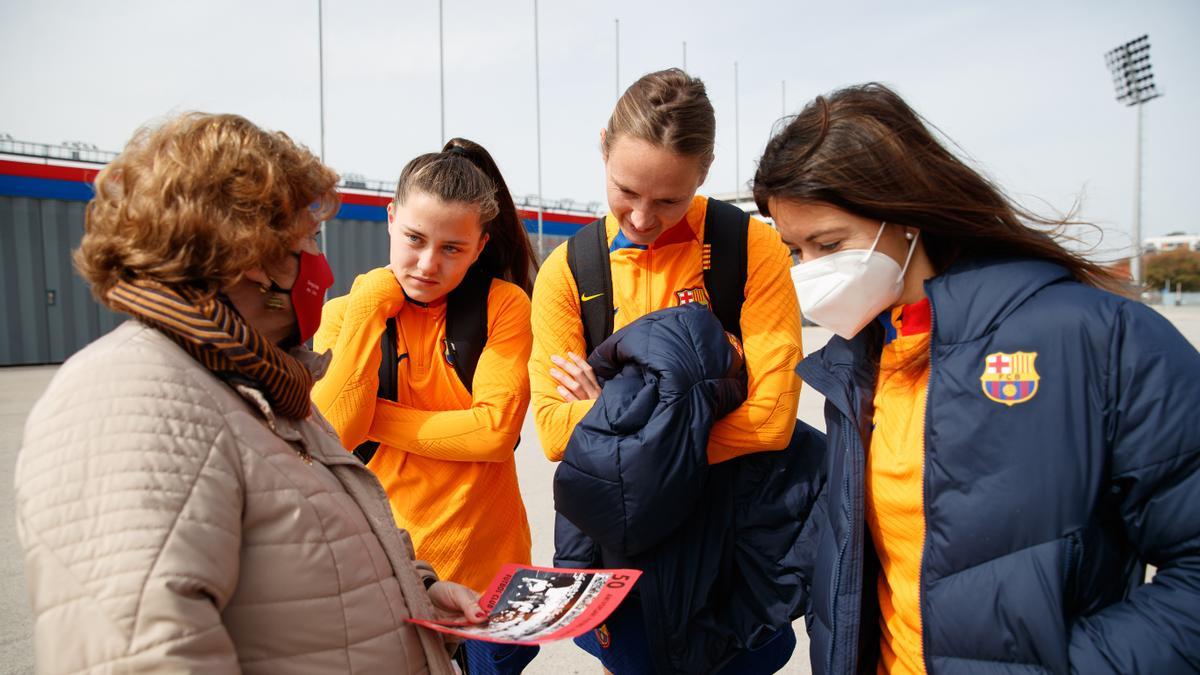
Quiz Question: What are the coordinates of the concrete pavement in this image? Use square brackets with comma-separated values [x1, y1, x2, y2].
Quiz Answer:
[0, 366, 53, 675]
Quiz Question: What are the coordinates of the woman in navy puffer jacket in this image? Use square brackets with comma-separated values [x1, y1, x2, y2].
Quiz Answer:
[754, 83, 1200, 674]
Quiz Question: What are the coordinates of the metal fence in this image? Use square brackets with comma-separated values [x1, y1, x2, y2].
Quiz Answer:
[0, 139, 117, 165]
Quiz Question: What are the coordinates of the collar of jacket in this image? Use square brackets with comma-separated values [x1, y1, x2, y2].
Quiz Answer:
[798, 257, 1072, 406]
[228, 346, 335, 461]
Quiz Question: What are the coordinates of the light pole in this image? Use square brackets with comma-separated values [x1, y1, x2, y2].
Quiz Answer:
[734, 61, 740, 202]
[534, 0, 544, 260]
[1104, 34, 1162, 288]
[439, 0, 445, 145]
[615, 19, 620, 100]
[317, 0, 328, 253]
[682, 41, 687, 71]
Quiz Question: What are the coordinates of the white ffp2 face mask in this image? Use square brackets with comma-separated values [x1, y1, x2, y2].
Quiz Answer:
[790, 222, 919, 339]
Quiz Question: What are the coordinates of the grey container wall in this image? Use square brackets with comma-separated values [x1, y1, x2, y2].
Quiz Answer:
[325, 217, 390, 299]
[323, 223, 570, 291]
[537, 235, 570, 264]
[0, 196, 124, 366]
[323, 222, 569, 293]
[0, 205, 393, 366]
[0, 191, 569, 366]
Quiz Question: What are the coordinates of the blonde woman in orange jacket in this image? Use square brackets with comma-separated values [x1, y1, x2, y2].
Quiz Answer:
[313, 139, 540, 673]
[529, 68, 805, 674]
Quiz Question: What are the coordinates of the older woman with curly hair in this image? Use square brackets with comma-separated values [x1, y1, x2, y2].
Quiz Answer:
[14, 112, 483, 674]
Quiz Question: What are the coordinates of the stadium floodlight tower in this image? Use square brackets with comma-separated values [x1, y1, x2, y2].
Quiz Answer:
[1104, 34, 1162, 288]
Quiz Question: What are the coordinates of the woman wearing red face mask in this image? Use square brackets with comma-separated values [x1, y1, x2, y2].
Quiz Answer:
[313, 138, 540, 674]
[14, 113, 482, 674]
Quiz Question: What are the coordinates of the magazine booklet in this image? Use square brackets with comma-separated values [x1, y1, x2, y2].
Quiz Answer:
[409, 563, 642, 645]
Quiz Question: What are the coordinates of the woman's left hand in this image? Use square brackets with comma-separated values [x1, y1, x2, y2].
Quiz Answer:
[550, 352, 601, 401]
[428, 581, 488, 624]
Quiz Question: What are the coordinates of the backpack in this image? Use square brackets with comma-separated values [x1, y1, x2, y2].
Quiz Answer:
[352, 267, 492, 464]
[566, 198, 751, 355]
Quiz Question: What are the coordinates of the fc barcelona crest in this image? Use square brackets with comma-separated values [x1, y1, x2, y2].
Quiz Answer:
[980, 351, 1040, 406]
[675, 287, 710, 307]
[595, 623, 612, 649]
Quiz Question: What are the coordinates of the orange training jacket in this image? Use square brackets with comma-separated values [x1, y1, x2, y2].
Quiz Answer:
[530, 195, 803, 464]
[312, 267, 533, 592]
[867, 300, 932, 675]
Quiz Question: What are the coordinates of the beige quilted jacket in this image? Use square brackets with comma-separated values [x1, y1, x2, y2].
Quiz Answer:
[15, 321, 457, 675]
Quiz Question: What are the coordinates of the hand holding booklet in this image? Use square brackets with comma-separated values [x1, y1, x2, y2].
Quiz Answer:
[410, 564, 641, 645]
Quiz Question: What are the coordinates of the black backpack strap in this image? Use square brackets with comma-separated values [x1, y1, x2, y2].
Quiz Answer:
[444, 267, 493, 393]
[565, 217, 613, 356]
[702, 198, 750, 340]
[353, 316, 400, 465]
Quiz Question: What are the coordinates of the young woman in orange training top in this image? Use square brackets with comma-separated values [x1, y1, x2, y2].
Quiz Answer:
[529, 68, 805, 674]
[313, 138, 540, 674]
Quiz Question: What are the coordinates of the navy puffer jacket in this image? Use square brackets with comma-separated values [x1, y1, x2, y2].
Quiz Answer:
[554, 304, 827, 674]
[798, 258, 1200, 674]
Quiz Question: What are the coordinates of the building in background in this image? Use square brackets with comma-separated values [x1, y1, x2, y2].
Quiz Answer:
[1144, 233, 1200, 253]
[0, 140, 600, 366]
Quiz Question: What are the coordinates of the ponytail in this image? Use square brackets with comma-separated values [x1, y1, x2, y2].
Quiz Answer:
[443, 138, 538, 295]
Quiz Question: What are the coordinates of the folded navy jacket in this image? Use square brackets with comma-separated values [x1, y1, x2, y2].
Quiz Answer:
[553, 304, 827, 674]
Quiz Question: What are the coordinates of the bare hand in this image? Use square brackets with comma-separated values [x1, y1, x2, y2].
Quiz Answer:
[427, 580, 487, 624]
[550, 352, 601, 401]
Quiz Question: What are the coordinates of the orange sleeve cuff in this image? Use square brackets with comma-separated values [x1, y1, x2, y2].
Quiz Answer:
[529, 244, 598, 461]
[707, 219, 803, 462]
[311, 267, 406, 450]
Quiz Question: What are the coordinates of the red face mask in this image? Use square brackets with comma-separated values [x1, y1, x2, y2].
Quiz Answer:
[272, 251, 335, 344]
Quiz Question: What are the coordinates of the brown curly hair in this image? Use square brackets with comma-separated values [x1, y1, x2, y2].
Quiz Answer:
[76, 112, 340, 305]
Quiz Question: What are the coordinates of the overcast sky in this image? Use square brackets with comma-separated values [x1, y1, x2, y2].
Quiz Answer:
[2, 0, 1196, 256]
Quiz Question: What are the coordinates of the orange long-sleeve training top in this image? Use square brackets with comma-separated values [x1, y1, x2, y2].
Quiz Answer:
[312, 266, 533, 593]
[530, 195, 803, 464]
[868, 299, 932, 675]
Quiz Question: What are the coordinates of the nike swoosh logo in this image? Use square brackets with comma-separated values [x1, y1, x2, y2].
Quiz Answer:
[581, 293, 604, 302]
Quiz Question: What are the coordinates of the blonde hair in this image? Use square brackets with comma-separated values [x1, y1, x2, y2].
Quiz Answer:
[604, 68, 716, 169]
[76, 112, 340, 305]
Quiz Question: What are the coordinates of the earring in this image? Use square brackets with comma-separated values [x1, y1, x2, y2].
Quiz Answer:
[260, 283, 287, 311]
[905, 230, 915, 241]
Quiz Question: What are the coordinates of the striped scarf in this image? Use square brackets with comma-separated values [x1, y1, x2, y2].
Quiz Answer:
[108, 279, 314, 419]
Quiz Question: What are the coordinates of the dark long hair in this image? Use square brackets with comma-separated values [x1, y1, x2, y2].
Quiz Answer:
[753, 83, 1118, 291]
[393, 137, 537, 295]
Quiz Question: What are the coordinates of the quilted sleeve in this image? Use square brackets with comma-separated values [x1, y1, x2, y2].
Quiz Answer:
[14, 340, 245, 673]
[1068, 302, 1200, 673]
